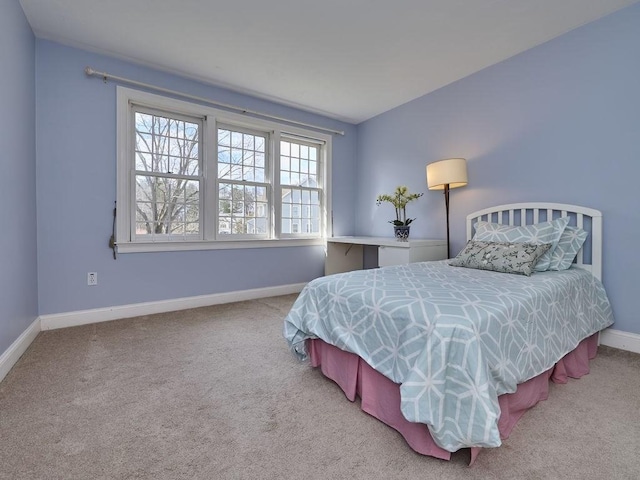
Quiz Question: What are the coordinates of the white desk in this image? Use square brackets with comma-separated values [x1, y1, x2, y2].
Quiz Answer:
[325, 236, 447, 275]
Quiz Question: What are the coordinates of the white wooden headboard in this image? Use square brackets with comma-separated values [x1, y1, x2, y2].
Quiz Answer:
[466, 203, 602, 280]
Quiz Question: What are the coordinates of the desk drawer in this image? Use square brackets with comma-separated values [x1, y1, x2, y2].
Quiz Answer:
[378, 246, 410, 267]
[378, 243, 447, 267]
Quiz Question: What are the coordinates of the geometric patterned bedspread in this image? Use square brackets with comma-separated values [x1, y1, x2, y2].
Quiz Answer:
[282, 260, 614, 452]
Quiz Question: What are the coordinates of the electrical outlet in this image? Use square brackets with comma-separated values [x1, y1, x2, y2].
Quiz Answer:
[87, 272, 98, 286]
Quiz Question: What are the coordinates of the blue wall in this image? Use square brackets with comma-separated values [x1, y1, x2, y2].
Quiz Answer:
[35, 41, 357, 315]
[4, 0, 639, 359]
[356, 4, 640, 334]
[0, 0, 38, 353]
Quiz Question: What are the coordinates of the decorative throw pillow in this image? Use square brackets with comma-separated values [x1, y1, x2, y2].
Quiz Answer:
[473, 217, 569, 272]
[450, 241, 552, 276]
[548, 225, 588, 271]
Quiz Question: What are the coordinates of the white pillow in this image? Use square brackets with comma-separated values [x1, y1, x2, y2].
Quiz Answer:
[548, 225, 588, 271]
[473, 217, 569, 271]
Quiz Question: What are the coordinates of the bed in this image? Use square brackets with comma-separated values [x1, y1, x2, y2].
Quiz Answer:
[283, 203, 614, 463]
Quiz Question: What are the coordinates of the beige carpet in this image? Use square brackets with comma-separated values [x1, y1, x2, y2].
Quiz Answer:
[1, 294, 639, 480]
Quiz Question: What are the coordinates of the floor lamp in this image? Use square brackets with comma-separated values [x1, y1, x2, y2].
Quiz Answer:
[426, 158, 468, 259]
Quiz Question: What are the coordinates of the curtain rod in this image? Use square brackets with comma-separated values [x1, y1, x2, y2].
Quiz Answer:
[84, 67, 345, 136]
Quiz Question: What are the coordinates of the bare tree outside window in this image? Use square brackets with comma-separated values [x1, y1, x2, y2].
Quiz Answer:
[134, 111, 201, 238]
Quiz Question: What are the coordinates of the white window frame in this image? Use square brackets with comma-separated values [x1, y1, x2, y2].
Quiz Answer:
[215, 123, 272, 241]
[129, 105, 204, 242]
[278, 135, 325, 240]
[116, 87, 331, 253]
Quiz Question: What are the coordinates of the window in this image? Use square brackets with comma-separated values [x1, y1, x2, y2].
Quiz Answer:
[133, 108, 202, 240]
[217, 126, 269, 237]
[280, 140, 321, 236]
[116, 87, 331, 252]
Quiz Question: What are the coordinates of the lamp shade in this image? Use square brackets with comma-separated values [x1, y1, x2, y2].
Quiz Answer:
[426, 158, 468, 190]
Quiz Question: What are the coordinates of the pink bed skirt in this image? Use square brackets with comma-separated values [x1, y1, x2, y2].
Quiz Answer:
[308, 334, 599, 464]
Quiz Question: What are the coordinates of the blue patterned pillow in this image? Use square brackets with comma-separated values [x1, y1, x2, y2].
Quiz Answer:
[450, 241, 552, 276]
[548, 225, 588, 271]
[473, 217, 569, 271]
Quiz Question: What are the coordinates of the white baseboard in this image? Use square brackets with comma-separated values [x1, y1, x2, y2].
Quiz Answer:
[0, 317, 41, 384]
[3, 290, 634, 387]
[599, 328, 640, 354]
[40, 282, 305, 331]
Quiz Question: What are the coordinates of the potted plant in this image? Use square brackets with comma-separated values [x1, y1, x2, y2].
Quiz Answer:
[376, 185, 423, 241]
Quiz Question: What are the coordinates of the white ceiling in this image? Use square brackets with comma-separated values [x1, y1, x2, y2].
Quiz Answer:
[19, 0, 639, 124]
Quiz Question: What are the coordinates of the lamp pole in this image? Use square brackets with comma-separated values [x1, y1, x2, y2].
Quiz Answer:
[444, 183, 451, 259]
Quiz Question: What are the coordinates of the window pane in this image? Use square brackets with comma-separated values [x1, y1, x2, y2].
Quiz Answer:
[243, 167, 255, 182]
[280, 140, 319, 190]
[168, 156, 183, 175]
[231, 131, 242, 147]
[219, 181, 267, 236]
[136, 132, 153, 153]
[134, 112, 200, 176]
[169, 137, 182, 156]
[135, 175, 200, 237]
[218, 216, 231, 234]
[280, 186, 320, 235]
[185, 124, 197, 139]
[218, 148, 230, 164]
[218, 129, 231, 146]
[230, 218, 241, 234]
[254, 218, 267, 234]
[219, 184, 231, 200]
[135, 113, 153, 133]
[135, 152, 152, 172]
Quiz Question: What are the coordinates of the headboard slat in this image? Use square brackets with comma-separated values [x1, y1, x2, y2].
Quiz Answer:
[467, 203, 602, 280]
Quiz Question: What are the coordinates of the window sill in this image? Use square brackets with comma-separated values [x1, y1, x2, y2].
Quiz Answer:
[115, 238, 326, 254]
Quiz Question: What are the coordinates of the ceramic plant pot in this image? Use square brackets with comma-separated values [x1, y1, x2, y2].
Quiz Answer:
[393, 225, 410, 242]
